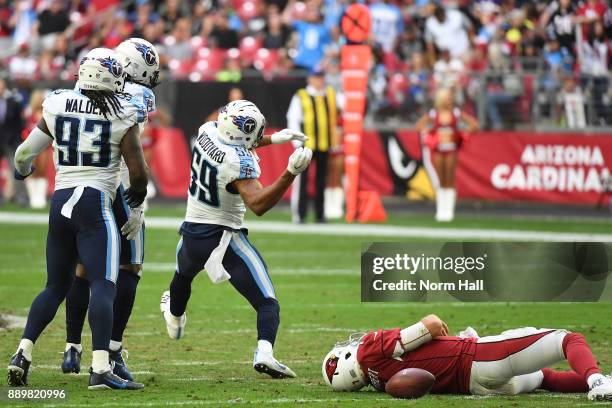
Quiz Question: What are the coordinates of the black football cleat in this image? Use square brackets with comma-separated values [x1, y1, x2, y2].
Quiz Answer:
[88, 368, 144, 390]
[109, 348, 133, 381]
[61, 346, 82, 374]
[7, 349, 30, 386]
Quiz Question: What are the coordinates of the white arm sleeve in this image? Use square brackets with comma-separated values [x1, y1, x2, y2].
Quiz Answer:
[286, 94, 303, 132]
[399, 321, 433, 352]
[14, 127, 52, 176]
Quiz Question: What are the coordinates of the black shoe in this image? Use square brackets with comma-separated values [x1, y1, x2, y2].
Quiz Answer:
[61, 346, 82, 374]
[7, 349, 30, 386]
[109, 348, 133, 381]
[88, 368, 144, 390]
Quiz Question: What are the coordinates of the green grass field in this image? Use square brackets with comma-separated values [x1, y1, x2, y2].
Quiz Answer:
[1, 205, 611, 407]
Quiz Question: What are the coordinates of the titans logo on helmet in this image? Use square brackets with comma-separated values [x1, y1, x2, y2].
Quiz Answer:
[133, 42, 157, 66]
[232, 115, 257, 134]
[98, 57, 124, 78]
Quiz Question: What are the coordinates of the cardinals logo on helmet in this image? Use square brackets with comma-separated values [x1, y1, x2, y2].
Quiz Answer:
[324, 355, 339, 383]
[232, 115, 257, 134]
[133, 42, 157, 66]
[97, 57, 124, 78]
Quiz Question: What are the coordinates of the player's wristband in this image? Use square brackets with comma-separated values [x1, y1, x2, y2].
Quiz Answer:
[14, 166, 35, 180]
[124, 187, 147, 208]
[400, 322, 432, 352]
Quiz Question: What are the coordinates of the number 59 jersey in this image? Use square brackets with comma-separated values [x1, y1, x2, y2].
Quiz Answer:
[42, 89, 146, 199]
[185, 121, 261, 229]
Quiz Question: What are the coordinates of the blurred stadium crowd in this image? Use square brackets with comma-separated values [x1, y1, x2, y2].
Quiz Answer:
[0, 0, 610, 128]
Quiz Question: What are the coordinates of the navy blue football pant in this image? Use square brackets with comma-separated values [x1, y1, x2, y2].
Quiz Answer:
[64, 184, 144, 345]
[170, 223, 279, 345]
[22, 187, 119, 351]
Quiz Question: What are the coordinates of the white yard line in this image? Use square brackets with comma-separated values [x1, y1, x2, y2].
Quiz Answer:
[143, 263, 358, 276]
[0, 212, 609, 242]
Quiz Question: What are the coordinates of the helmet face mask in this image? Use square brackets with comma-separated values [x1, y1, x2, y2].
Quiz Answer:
[217, 100, 266, 149]
[77, 48, 126, 93]
[116, 38, 161, 88]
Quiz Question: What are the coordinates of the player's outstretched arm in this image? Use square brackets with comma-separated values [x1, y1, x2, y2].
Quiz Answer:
[234, 147, 312, 216]
[257, 129, 308, 148]
[120, 124, 149, 207]
[14, 118, 53, 179]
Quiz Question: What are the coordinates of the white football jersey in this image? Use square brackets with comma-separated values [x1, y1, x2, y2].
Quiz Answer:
[119, 81, 156, 187]
[185, 121, 261, 229]
[42, 89, 146, 199]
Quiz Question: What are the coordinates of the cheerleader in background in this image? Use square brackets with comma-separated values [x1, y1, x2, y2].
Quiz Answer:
[22, 90, 50, 209]
[415, 88, 479, 222]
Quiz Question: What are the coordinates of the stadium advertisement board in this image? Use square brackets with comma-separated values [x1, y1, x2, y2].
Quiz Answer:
[359, 130, 612, 206]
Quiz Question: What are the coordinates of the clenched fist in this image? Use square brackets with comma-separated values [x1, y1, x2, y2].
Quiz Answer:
[287, 147, 313, 175]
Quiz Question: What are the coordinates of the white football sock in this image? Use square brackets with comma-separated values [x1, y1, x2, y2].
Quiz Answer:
[257, 340, 273, 354]
[65, 343, 82, 353]
[588, 373, 609, 388]
[91, 350, 110, 374]
[446, 188, 456, 221]
[435, 189, 444, 221]
[36, 178, 48, 207]
[109, 340, 122, 351]
[17, 339, 33, 361]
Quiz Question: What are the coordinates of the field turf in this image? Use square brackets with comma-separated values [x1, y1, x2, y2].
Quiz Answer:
[0, 204, 611, 407]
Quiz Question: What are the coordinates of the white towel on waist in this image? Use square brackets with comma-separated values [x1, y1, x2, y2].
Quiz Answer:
[204, 229, 233, 284]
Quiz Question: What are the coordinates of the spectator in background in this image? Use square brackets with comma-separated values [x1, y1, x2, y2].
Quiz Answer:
[425, 5, 473, 66]
[10, 0, 36, 52]
[0, 0, 13, 55]
[0, 78, 27, 207]
[263, 6, 291, 49]
[216, 56, 242, 82]
[556, 76, 586, 129]
[406, 52, 428, 117]
[369, 0, 404, 53]
[504, 8, 534, 56]
[283, 0, 331, 71]
[577, 0, 608, 29]
[9, 43, 37, 81]
[433, 48, 465, 104]
[103, 10, 134, 49]
[130, 0, 160, 39]
[22, 89, 50, 208]
[33, 0, 70, 53]
[578, 20, 610, 124]
[161, 17, 193, 60]
[159, 0, 188, 34]
[208, 11, 239, 49]
[542, 0, 578, 55]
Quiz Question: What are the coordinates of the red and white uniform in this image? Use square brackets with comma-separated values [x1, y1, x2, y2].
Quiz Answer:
[357, 327, 574, 395]
[423, 108, 468, 153]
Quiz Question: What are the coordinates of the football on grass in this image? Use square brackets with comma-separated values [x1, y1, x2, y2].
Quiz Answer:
[385, 368, 435, 399]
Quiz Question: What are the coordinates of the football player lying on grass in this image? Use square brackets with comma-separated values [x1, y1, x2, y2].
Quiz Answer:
[322, 314, 612, 401]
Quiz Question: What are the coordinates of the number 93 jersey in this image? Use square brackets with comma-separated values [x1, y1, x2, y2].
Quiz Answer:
[42, 89, 146, 199]
[185, 121, 261, 229]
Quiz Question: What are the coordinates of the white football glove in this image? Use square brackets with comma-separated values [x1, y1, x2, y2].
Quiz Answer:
[287, 147, 313, 175]
[270, 129, 308, 145]
[121, 206, 144, 241]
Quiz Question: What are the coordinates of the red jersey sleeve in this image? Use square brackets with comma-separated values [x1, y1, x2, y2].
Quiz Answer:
[357, 328, 402, 366]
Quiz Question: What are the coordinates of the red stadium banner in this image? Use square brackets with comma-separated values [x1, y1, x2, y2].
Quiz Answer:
[358, 130, 612, 206]
[457, 132, 611, 205]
